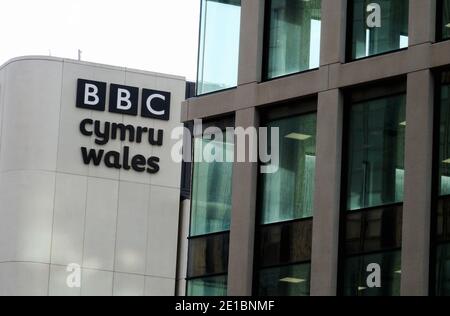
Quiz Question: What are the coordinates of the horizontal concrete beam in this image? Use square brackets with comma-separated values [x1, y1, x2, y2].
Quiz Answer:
[182, 43, 450, 122]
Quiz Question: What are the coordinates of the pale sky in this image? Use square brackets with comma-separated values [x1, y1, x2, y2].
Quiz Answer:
[0, 0, 200, 80]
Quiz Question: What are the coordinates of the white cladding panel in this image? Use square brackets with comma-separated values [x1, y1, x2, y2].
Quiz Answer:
[0, 56, 185, 296]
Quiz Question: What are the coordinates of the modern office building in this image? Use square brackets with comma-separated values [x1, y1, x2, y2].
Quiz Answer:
[178, 0, 450, 296]
[0, 56, 188, 295]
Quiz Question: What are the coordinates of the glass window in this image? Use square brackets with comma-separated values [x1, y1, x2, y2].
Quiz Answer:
[264, 0, 322, 79]
[342, 250, 401, 296]
[346, 94, 406, 211]
[260, 113, 317, 224]
[439, 73, 450, 196]
[255, 111, 316, 296]
[197, 0, 241, 95]
[345, 205, 402, 255]
[435, 71, 450, 296]
[190, 136, 234, 236]
[341, 90, 405, 296]
[258, 263, 311, 296]
[258, 220, 312, 268]
[187, 233, 230, 279]
[349, 0, 409, 60]
[187, 275, 228, 296]
[441, 0, 450, 40]
[436, 243, 450, 296]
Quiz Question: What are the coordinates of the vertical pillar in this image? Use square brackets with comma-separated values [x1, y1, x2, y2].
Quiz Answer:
[310, 89, 344, 296]
[401, 70, 434, 296]
[320, 0, 348, 66]
[237, 0, 265, 85]
[408, 0, 436, 46]
[227, 107, 259, 296]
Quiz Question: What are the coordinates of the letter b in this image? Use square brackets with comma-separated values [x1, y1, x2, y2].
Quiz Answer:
[76, 79, 106, 111]
[109, 84, 139, 116]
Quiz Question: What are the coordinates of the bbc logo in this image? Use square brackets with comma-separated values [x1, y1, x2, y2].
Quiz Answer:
[76, 78, 171, 121]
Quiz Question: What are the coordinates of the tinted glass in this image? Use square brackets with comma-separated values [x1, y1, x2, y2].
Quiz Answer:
[346, 94, 406, 211]
[265, 0, 322, 79]
[187, 275, 228, 296]
[190, 136, 234, 236]
[197, 0, 241, 95]
[188, 233, 230, 279]
[441, 0, 450, 40]
[342, 250, 401, 296]
[260, 113, 317, 224]
[346, 205, 402, 255]
[439, 73, 450, 196]
[258, 263, 311, 296]
[349, 0, 409, 60]
[258, 219, 313, 268]
[436, 243, 450, 296]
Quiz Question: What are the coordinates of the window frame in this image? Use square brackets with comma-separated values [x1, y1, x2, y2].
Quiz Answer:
[429, 67, 450, 296]
[252, 98, 318, 296]
[345, 0, 409, 63]
[195, 0, 242, 96]
[261, 0, 322, 82]
[185, 115, 235, 296]
[337, 78, 407, 296]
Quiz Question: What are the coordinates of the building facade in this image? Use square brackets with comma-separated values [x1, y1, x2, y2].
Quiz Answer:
[0, 56, 186, 295]
[179, 0, 450, 296]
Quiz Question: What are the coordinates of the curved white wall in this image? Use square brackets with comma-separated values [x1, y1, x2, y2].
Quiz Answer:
[0, 57, 184, 296]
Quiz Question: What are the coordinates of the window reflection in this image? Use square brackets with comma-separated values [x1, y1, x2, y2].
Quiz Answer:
[190, 136, 234, 236]
[265, 0, 322, 79]
[197, 0, 241, 95]
[346, 94, 406, 211]
[261, 113, 317, 224]
[349, 0, 409, 60]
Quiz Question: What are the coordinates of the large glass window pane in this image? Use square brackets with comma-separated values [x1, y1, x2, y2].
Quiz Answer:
[436, 243, 450, 296]
[260, 113, 317, 224]
[346, 94, 406, 211]
[342, 250, 401, 296]
[265, 0, 322, 79]
[439, 73, 450, 196]
[437, 196, 450, 243]
[258, 263, 311, 296]
[188, 233, 229, 279]
[346, 205, 402, 255]
[187, 275, 228, 296]
[190, 136, 234, 236]
[197, 0, 241, 95]
[441, 0, 450, 40]
[349, 0, 409, 60]
[258, 220, 312, 268]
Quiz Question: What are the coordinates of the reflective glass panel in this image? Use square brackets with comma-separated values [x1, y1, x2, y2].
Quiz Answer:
[258, 263, 311, 296]
[258, 219, 312, 268]
[197, 0, 241, 95]
[441, 0, 450, 40]
[187, 275, 228, 296]
[349, 0, 409, 60]
[190, 136, 234, 236]
[265, 0, 322, 79]
[260, 113, 317, 224]
[346, 94, 406, 211]
[342, 250, 401, 296]
[187, 233, 230, 279]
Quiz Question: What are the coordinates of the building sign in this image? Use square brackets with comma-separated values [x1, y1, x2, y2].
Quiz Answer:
[76, 78, 171, 174]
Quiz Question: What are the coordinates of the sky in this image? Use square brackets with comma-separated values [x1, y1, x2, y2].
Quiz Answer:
[0, 0, 200, 80]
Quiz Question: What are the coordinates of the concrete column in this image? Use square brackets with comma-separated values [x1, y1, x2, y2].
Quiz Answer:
[310, 89, 344, 296]
[320, 0, 347, 66]
[237, 0, 265, 85]
[409, 0, 436, 46]
[227, 107, 259, 296]
[401, 70, 434, 296]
